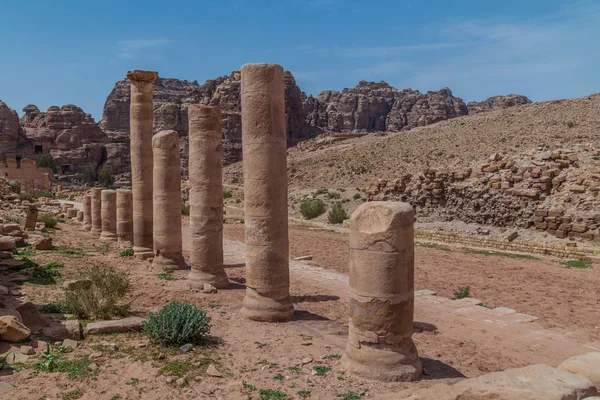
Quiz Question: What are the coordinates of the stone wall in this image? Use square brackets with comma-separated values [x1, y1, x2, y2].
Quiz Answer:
[0, 158, 52, 192]
[367, 145, 600, 244]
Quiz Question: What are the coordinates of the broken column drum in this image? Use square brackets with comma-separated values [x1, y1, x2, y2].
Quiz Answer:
[152, 130, 186, 269]
[82, 194, 92, 231]
[23, 206, 38, 230]
[116, 189, 134, 247]
[100, 189, 117, 241]
[239, 63, 293, 322]
[127, 69, 158, 259]
[90, 188, 103, 234]
[345, 201, 422, 382]
[187, 105, 228, 288]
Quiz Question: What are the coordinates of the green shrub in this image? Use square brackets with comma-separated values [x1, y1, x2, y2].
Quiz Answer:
[62, 265, 131, 319]
[315, 188, 328, 196]
[143, 301, 211, 346]
[223, 190, 232, 199]
[327, 191, 341, 199]
[300, 199, 326, 220]
[34, 191, 55, 199]
[37, 213, 58, 229]
[352, 193, 361, 200]
[18, 192, 35, 202]
[327, 202, 348, 224]
[119, 248, 134, 257]
[181, 204, 190, 216]
[98, 164, 114, 187]
[36, 152, 57, 173]
[451, 286, 471, 300]
[41, 303, 68, 314]
[561, 259, 592, 269]
[83, 165, 96, 184]
[7, 181, 20, 193]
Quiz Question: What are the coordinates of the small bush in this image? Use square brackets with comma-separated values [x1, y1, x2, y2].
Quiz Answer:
[99, 164, 114, 187]
[561, 259, 592, 269]
[328, 203, 348, 224]
[83, 165, 96, 184]
[300, 199, 326, 220]
[119, 248, 134, 257]
[327, 191, 341, 199]
[62, 265, 131, 319]
[181, 204, 190, 216]
[18, 192, 35, 202]
[36, 152, 57, 173]
[223, 190, 232, 199]
[37, 214, 58, 229]
[451, 286, 471, 300]
[8, 181, 20, 193]
[315, 188, 328, 196]
[143, 301, 211, 346]
[29, 261, 62, 285]
[352, 193, 361, 200]
[41, 303, 68, 314]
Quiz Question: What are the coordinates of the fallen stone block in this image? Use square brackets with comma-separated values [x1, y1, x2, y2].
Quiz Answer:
[42, 319, 81, 341]
[33, 237, 52, 250]
[388, 364, 598, 400]
[559, 352, 600, 389]
[16, 302, 50, 330]
[0, 315, 31, 342]
[0, 236, 16, 251]
[84, 317, 146, 335]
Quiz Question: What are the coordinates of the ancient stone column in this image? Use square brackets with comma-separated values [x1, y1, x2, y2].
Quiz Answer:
[152, 130, 185, 269]
[116, 189, 133, 247]
[76, 210, 83, 222]
[345, 202, 422, 382]
[127, 69, 158, 259]
[100, 190, 117, 241]
[187, 105, 228, 289]
[66, 208, 78, 219]
[90, 188, 102, 234]
[82, 194, 92, 231]
[23, 206, 38, 231]
[239, 64, 293, 322]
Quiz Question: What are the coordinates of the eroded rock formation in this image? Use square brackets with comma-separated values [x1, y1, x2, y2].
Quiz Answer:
[467, 94, 532, 114]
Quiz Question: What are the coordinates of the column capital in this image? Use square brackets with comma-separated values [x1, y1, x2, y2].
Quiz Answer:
[126, 70, 158, 83]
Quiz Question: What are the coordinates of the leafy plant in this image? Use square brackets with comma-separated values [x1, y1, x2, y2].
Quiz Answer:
[119, 248, 134, 257]
[325, 353, 342, 360]
[300, 199, 326, 220]
[242, 380, 257, 391]
[41, 303, 68, 314]
[36, 152, 57, 173]
[34, 344, 64, 372]
[157, 269, 181, 281]
[451, 286, 471, 300]
[297, 390, 311, 398]
[143, 301, 211, 346]
[0, 352, 13, 370]
[37, 213, 58, 229]
[327, 202, 348, 224]
[312, 366, 330, 376]
[62, 389, 84, 400]
[352, 193, 361, 200]
[29, 261, 62, 285]
[259, 389, 288, 400]
[273, 373, 284, 381]
[181, 204, 190, 216]
[83, 165, 96, 184]
[99, 164, 114, 187]
[223, 190, 232, 199]
[62, 265, 131, 319]
[337, 391, 362, 400]
[56, 246, 87, 258]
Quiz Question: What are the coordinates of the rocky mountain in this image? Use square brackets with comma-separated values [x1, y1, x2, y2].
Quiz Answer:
[303, 82, 468, 132]
[0, 101, 30, 161]
[467, 94, 532, 114]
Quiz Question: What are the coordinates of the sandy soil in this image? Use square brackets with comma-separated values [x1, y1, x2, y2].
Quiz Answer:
[0, 219, 598, 399]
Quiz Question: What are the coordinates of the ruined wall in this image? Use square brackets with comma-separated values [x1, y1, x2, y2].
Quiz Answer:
[0, 158, 52, 192]
[367, 146, 600, 243]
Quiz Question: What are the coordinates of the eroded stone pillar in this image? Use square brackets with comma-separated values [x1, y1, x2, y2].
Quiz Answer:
[127, 69, 158, 259]
[76, 210, 83, 222]
[23, 206, 38, 231]
[100, 190, 117, 241]
[117, 189, 133, 247]
[240, 63, 293, 322]
[90, 188, 102, 234]
[345, 202, 422, 382]
[187, 105, 228, 289]
[82, 194, 92, 231]
[152, 130, 185, 269]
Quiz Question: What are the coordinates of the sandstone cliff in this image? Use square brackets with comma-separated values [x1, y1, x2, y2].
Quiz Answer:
[0, 101, 31, 160]
[467, 94, 532, 114]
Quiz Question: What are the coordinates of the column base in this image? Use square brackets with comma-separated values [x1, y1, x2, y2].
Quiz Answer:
[90, 228, 102, 234]
[133, 246, 154, 260]
[99, 232, 117, 241]
[240, 287, 294, 322]
[152, 253, 187, 270]
[188, 269, 229, 289]
[344, 339, 422, 382]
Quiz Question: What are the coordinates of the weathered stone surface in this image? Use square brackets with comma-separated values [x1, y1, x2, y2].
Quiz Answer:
[467, 94, 532, 114]
[84, 317, 146, 335]
[389, 364, 598, 400]
[42, 319, 81, 341]
[558, 352, 600, 389]
[0, 315, 31, 342]
[0, 236, 16, 251]
[16, 302, 50, 330]
[33, 236, 52, 250]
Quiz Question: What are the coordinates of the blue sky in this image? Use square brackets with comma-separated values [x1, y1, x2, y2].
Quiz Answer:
[1, 0, 599, 120]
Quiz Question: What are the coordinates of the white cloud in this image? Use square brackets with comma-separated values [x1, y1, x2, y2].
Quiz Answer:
[117, 38, 171, 60]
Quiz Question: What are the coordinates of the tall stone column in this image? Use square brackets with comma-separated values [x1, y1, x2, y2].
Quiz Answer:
[240, 64, 293, 322]
[345, 202, 422, 382]
[82, 194, 92, 231]
[117, 189, 134, 247]
[127, 69, 158, 259]
[90, 188, 102, 235]
[152, 130, 186, 269]
[187, 105, 228, 289]
[100, 190, 117, 242]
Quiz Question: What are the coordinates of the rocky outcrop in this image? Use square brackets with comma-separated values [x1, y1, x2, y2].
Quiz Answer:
[0, 101, 31, 160]
[303, 82, 468, 132]
[467, 94, 532, 114]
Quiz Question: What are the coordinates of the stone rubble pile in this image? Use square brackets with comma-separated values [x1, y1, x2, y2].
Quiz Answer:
[367, 144, 600, 243]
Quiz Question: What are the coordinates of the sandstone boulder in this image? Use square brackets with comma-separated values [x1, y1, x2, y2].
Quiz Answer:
[0, 236, 16, 251]
[467, 94, 532, 114]
[33, 237, 52, 250]
[0, 315, 31, 342]
[559, 352, 600, 389]
[16, 302, 49, 330]
[84, 317, 146, 335]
